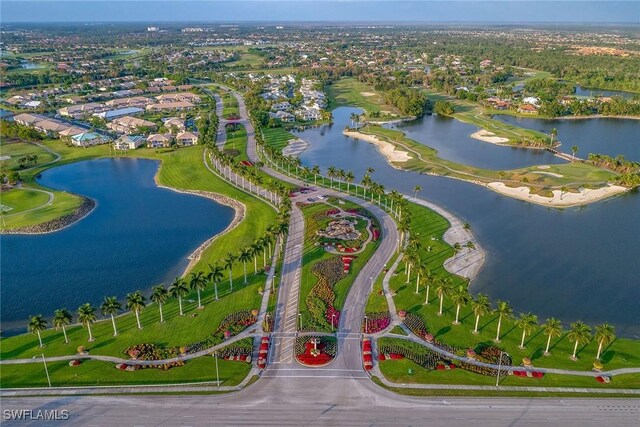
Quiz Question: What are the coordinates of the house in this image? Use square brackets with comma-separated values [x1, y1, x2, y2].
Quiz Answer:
[175, 131, 199, 146]
[13, 113, 45, 127]
[523, 96, 540, 106]
[155, 93, 201, 103]
[105, 96, 151, 109]
[146, 101, 195, 112]
[296, 108, 322, 121]
[162, 117, 186, 133]
[58, 102, 106, 119]
[114, 135, 146, 150]
[58, 126, 88, 138]
[32, 119, 70, 136]
[94, 107, 145, 120]
[269, 111, 295, 122]
[63, 95, 84, 104]
[178, 84, 194, 91]
[517, 104, 538, 114]
[71, 132, 107, 147]
[107, 116, 157, 134]
[271, 101, 291, 112]
[147, 133, 173, 148]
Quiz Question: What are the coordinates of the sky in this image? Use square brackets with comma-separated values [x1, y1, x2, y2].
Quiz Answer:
[1, 1, 639, 23]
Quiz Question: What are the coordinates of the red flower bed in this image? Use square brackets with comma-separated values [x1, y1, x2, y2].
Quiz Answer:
[371, 227, 380, 241]
[239, 160, 254, 167]
[295, 338, 335, 366]
[325, 305, 340, 328]
[341, 256, 356, 273]
[326, 209, 340, 215]
[390, 353, 405, 360]
[257, 335, 270, 369]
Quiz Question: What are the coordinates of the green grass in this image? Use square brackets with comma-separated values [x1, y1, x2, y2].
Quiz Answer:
[0, 141, 57, 171]
[326, 77, 400, 117]
[225, 126, 249, 162]
[262, 127, 296, 153]
[0, 357, 251, 388]
[0, 188, 50, 215]
[222, 93, 239, 118]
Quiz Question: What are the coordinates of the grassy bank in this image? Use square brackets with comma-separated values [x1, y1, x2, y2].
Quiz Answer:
[326, 77, 400, 118]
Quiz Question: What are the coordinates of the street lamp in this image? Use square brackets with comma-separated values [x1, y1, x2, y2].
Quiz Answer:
[265, 313, 270, 333]
[214, 351, 220, 387]
[496, 351, 509, 387]
[370, 276, 374, 292]
[364, 315, 368, 334]
[33, 353, 51, 388]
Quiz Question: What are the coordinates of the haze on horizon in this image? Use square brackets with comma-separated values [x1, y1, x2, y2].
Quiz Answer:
[1, 0, 639, 24]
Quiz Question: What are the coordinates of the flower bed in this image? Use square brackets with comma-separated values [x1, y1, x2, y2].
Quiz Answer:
[371, 227, 380, 241]
[511, 370, 544, 379]
[218, 337, 254, 364]
[363, 311, 391, 333]
[403, 312, 428, 337]
[362, 338, 373, 370]
[123, 343, 185, 370]
[187, 310, 257, 352]
[257, 336, 269, 369]
[377, 337, 449, 370]
[295, 336, 337, 366]
[341, 255, 356, 274]
[304, 257, 346, 330]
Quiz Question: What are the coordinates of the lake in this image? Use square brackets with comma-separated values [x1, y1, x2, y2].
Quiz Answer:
[493, 115, 640, 162]
[297, 107, 640, 337]
[573, 84, 638, 99]
[0, 158, 234, 335]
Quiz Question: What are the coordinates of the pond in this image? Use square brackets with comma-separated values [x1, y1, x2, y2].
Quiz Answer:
[296, 106, 640, 337]
[0, 158, 234, 335]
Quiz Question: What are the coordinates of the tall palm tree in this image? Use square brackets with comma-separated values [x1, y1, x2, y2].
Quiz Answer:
[450, 285, 471, 324]
[350, 112, 358, 128]
[345, 171, 355, 193]
[471, 293, 490, 334]
[238, 247, 252, 284]
[571, 145, 579, 160]
[188, 271, 207, 309]
[515, 312, 538, 348]
[100, 296, 122, 336]
[413, 184, 422, 200]
[150, 285, 169, 323]
[169, 277, 189, 316]
[567, 321, 592, 360]
[550, 127, 557, 145]
[594, 323, 616, 360]
[28, 314, 47, 348]
[208, 263, 225, 300]
[224, 253, 236, 290]
[402, 247, 417, 283]
[327, 166, 337, 188]
[77, 303, 97, 342]
[435, 278, 453, 316]
[311, 165, 321, 185]
[126, 291, 146, 330]
[542, 317, 563, 355]
[423, 269, 434, 305]
[53, 308, 73, 344]
[251, 241, 263, 274]
[494, 300, 513, 342]
[366, 167, 375, 175]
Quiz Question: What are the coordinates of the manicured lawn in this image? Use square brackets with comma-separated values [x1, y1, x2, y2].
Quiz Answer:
[0, 141, 57, 171]
[1, 188, 50, 215]
[262, 127, 296, 153]
[224, 125, 249, 162]
[0, 357, 251, 388]
[326, 77, 400, 117]
[222, 93, 239, 118]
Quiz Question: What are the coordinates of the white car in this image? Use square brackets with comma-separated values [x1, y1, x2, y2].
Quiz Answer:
[317, 195, 325, 199]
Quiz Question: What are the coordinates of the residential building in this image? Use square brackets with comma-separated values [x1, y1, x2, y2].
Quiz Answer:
[163, 117, 186, 133]
[105, 96, 151, 109]
[147, 133, 173, 148]
[517, 104, 538, 114]
[94, 107, 145, 121]
[71, 132, 107, 147]
[114, 135, 146, 150]
[107, 116, 157, 134]
[176, 131, 199, 146]
[58, 102, 106, 119]
[155, 93, 201, 103]
[269, 111, 295, 122]
[146, 101, 195, 112]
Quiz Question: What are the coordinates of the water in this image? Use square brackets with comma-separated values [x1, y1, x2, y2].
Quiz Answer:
[493, 115, 640, 162]
[388, 115, 565, 170]
[0, 158, 234, 335]
[0, 108, 14, 119]
[20, 61, 44, 70]
[297, 107, 640, 337]
[573, 84, 638, 100]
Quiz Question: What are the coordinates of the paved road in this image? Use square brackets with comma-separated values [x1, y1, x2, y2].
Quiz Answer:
[2, 378, 639, 426]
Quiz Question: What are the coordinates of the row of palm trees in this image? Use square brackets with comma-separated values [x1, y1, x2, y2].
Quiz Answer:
[402, 268, 616, 361]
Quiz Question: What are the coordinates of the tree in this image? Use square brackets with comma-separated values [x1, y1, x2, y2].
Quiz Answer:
[345, 171, 355, 193]
[53, 308, 73, 344]
[435, 278, 453, 316]
[471, 294, 490, 334]
[28, 314, 47, 348]
[451, 285, 471, 325]
[413, 184, 422, 200]
[594, 323, 616, 360]
[224, 253, 236, 290]
[188, 271, 207, 309]
[251, 241, 263, 274]
[542, 318, 563, 355]
[423, 269, 434, 305]
[126, 291, 146, 330]
[550, 128, 557, 145]
[77, 303, 97, 342]
[433, 100, 455, 116]
[311, 165, 321, 185]
[515, 312, 538, 348]
[150, 285, 169, 323]
[571, 145, 579, 160]
[567, 321, 592, 360]
[494, 300, 513, 342]
[208, 263, 225, 301]
[100, 296, 122, 336]
[239, 247, 252, 284]
[169, 277, 189, 316]
[327, 166, 337, 188]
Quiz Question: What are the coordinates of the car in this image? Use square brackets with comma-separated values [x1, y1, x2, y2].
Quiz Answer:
[307, 197, 315, 202]
[317, 195, 325, 199]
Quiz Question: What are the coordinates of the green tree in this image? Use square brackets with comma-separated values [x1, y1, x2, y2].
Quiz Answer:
[471, 294, 491, 334]
[224, 253, 236, 290]
[169, 277, 189, 316]
[208, 263, 225, 301]
[100, 296, 122, 336]
[542, 317, 563, 355]
[28, 314, 47, 348]
[126, 291, 146, 330]
[150, 285, 169, 323]
[188, 271, 208, 309]
[53, 309, 73, 344]
[515, 312, 538, 348]
[450, 285, 471, 325]
[594, 323, 616, 360]
[239, 247, 252, 284]
[435, 278, 454, 316]
[567, 321, 592, 360]
[494, 300, 513, 342]
[77, 303, 97, 342]
[413, 184, 422, 200]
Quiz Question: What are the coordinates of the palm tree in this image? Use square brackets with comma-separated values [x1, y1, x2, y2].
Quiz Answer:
[542, 318, 563, 355]
[567, 321, 592, 360]
[188, 271, 207, 309]
[402, 247, 417, 284]
[451, 285, 471, 325]
[251, 241, 263, 274]
[126, 291, 146, 330]
[345, 171, 355, 193]
[77, 303, 97, 342]
[413, 184, 422, 200]
[471, 294, 490, 334]
[238, 247, 252, 284]
[550, 127, 557, 145]
[494, 300, 513, 342]
[327, 166, 337, 188]
[100, 296, 122, 336]
[28, 314, 47, 348]
[366, 167, 375, 176]
[150, 285, 169, 323]
[435, 278, 453, 316]
[423, 269, 434, 304]
[571, 145, 579, 160]
[224, 253, 236, 290]
[53, 309, 73, 344]
[208, 263, 225, 300]
[515, 313, 538, 348]
[311, 165, 321, 185]
[169, 277, 189, 316]
[350, 112, 358, 128]
[594, 323, 616, 360]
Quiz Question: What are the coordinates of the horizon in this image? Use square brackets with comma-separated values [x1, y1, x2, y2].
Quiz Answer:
[2, 1, 639, 24]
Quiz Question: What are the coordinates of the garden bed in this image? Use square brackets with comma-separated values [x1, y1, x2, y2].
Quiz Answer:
[295, 336, 337, 367]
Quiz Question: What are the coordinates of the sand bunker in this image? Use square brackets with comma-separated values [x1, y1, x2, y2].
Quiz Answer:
[343, 130, 413, 163]
[531, 171, 564, 178]
[360, 92, 376, 97]
[471, 130, 509, 144]
[487, 182, 628, 207]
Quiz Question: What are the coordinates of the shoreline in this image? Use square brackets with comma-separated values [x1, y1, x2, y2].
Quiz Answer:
[368, 116, 416, 125]
[492, 113, 640, 121]
[343, 130, 413, 164]
[486, 182, 629, 208]
[0, 197, 96, 235]
[469, 129, 510, 145]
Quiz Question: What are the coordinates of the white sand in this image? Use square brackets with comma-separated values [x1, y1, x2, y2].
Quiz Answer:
[537, 165, 551, 169]
[343, 130, 413, 163]
[282, 138, 310, 157]
[360, 92, 376, 97]
[487, 182, 628, 207]
[470, 129, 509, 144]
[531, 171, 564, 178]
